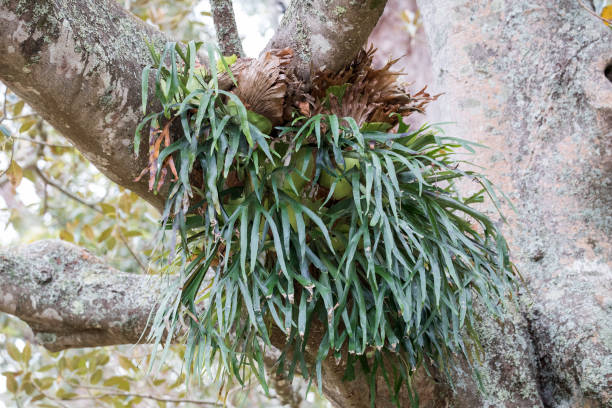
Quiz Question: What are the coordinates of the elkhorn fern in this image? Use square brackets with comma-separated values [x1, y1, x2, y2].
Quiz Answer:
[137, 41, 517, 406]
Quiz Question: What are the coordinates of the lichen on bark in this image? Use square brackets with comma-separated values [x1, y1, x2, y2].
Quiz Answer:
[266, 0, 388, 80]
[0, 240, 162, 351]
[418, 0, 612, 406]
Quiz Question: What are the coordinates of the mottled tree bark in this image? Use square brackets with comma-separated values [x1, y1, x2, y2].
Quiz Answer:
[0, 240, 161, 351]
[417, 0, 612, 406]
[0, 0, 169, 210]
[266, 0, 388, 81]
[210, 0, 244, 57]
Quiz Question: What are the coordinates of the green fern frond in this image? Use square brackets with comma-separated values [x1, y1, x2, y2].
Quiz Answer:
[137, 40, 518, 406]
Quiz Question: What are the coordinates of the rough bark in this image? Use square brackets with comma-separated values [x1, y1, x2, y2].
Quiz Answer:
[0, 0, 170, 210]
[210, 0, 244, 57]
[417, 0, 612, 406]
[266, 0, 388, 81]
[0, 240, 161, 352]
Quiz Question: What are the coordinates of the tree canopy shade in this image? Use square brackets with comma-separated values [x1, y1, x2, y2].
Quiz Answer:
[0, 0, 611, 407]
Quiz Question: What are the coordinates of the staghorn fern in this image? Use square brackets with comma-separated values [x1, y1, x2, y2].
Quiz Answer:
[137, 40, 517, 406]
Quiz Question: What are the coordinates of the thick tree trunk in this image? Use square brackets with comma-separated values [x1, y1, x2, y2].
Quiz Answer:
[417, 0, 612, 406]
[1, 0, 611, 407]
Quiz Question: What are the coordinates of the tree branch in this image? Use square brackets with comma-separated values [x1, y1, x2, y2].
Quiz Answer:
[418, 1, 612, 406]
[0, 240, 162, 351]
[210, 0, 244, 57]
[266, 0, 388, 80]
[0, 0, 170, 210]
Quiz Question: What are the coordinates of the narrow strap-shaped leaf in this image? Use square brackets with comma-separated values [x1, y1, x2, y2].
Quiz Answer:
[262, 210, 288, 277]
[240, 205, 249, 278]
[329, 114, 340, 146]
[141, 65, 150, 115]
[249, 208, 261, 273]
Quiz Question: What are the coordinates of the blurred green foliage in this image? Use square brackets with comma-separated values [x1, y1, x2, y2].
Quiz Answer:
[125, 0, 212, 42]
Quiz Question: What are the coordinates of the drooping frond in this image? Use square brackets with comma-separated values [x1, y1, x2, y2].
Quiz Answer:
[136, 41, 517, 407]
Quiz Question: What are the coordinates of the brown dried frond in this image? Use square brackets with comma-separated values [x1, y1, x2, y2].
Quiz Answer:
[283, 71, 311, 122]
[310, 45, 378, 102]
[218, 58, 252, 91]
[221, 48, 294, 126]
[135, 118, 178, 191]
[309, 45, 439, 127]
